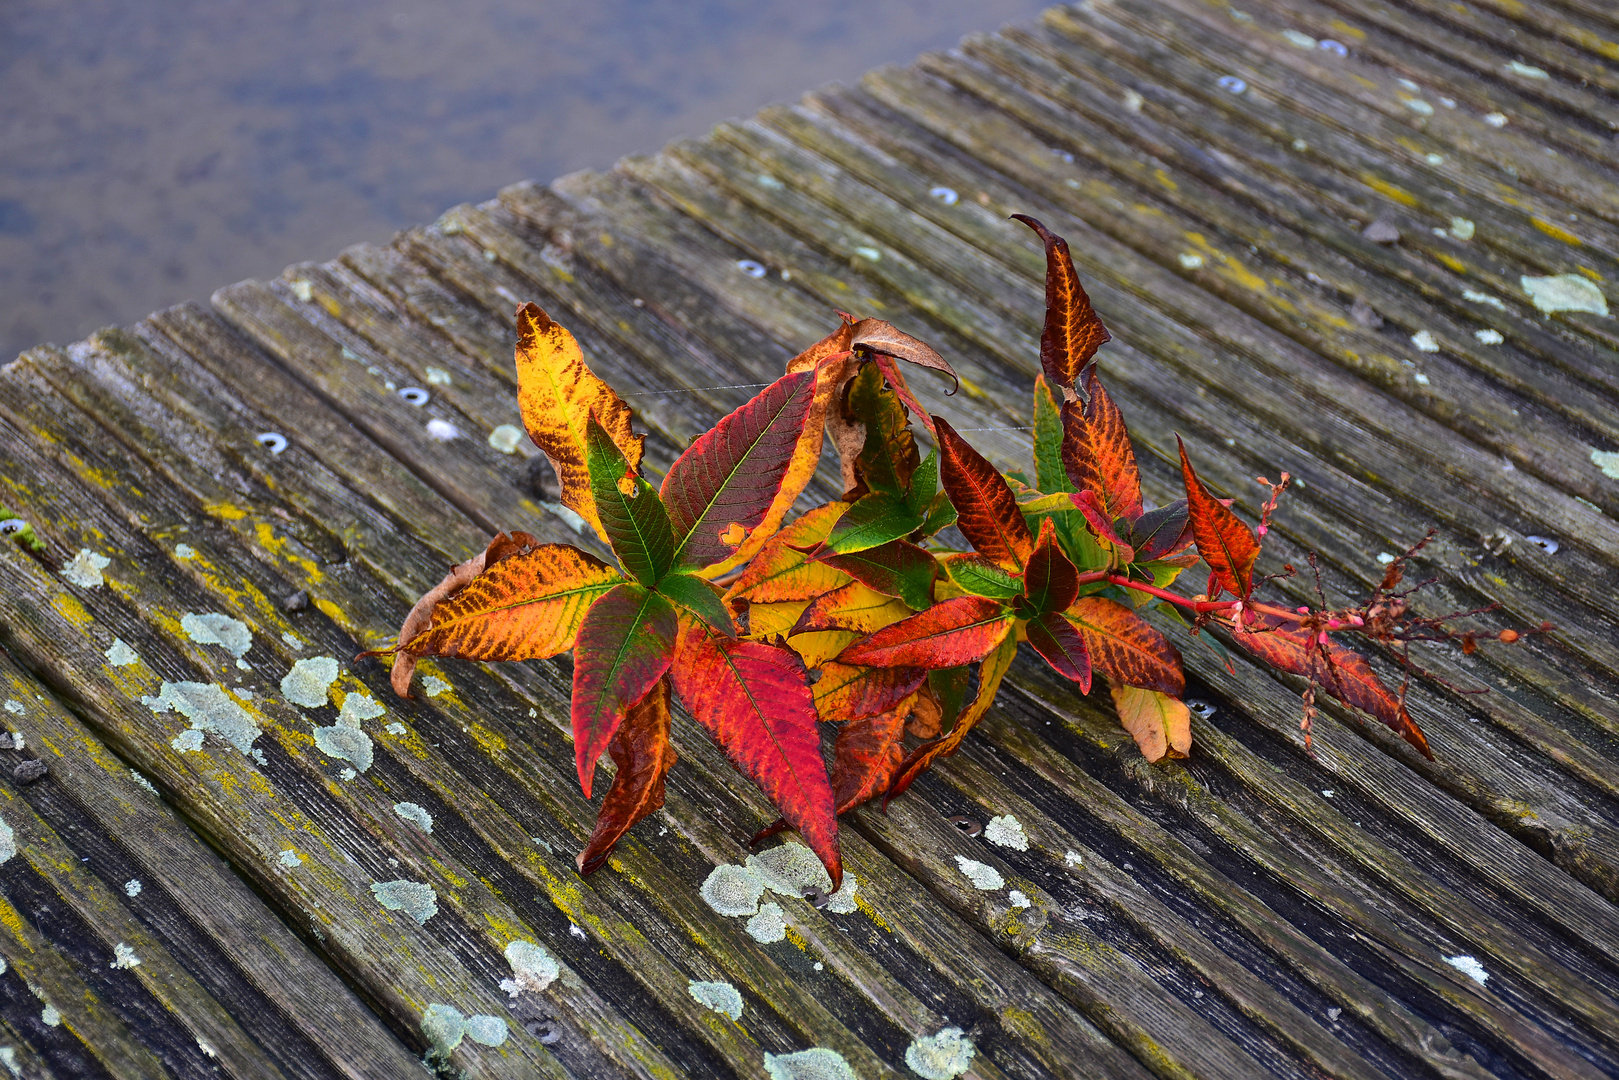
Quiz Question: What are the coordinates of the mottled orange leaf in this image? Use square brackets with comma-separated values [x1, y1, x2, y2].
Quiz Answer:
[1012, 215, 1111, 391]
[812, 661, 926, 723]
[672, 622, 842, 888]
[572, 583, 678, 798]
[1062, 597, 1184, 696]
[725, 502, 850, 604]
[1229, 616, 1433, 759]
[514, 303, 644, 543]
[831, 697, 915, 815]
[577, 675, 677, 874]
[661, 370, 818, 569]
[1178, 436, 1260, 600]
[785, 318, 855, 374]
[792, 581, 912, 636]
[838, 595, 1014, 669]
[1061, 366, 1142, 524]
[1109, 683, 1191, 763]
[396, 543, 620, 675]
[935, 415, 1033, 572]
[1026, 610, 1092, 690]
[886, 635, 1017, 802]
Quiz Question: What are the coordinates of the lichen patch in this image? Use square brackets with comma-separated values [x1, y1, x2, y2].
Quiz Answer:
[984, 814, 1029, 851]
[110, 943, 141, 969]
[337, 692, 385, 725]
[144, 681, 260, 753]
[393, 802, 433, 833]
[422, 676, 451, 697]
[1, 701, 19, 716]
[181, 612, 254, 658]
[105, 639, 140, 667]
[746, 902, 787, 943]
[0, 818, 14, 864]
[370, 879, 437, 924]
[1522, 274, 1609, 316]
[281, 656, 341, 708]
[421, 1003, 465, 1056]
[278, 849, 302, 868]
[504, 940, 559, 994]
[313, 723, 373, 773]
[905, 1026, 976, 1079]
[747, 842, 832, 896]
[463, 1015, 508, 1047]
[954, 856, 1004, 891]
[826, 873, 858, 914]
[1444, 954, 1489, 985]
[124, 879, 142, 898]
[763, 1047, 857, 1080]
[700, 863, 766, 917]
[62, 549, 111, 588]
[1594, 450, 1619, 481]
[687, 980, 743, 1021]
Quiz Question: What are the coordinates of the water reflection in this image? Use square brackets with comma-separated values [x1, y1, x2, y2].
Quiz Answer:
[0, 0, 1047, 360]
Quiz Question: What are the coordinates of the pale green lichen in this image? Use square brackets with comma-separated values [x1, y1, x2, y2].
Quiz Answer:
[40, 1006, 60, 1027]
[172, 729, 205, 752]
[0, 818, 14, 864]
[143, 681, 260, 753]
[105, 639, 140, 667]
[700, 863, 766, 917]
[281, 632, 304, 652]
[281, 656, 340, 708]
[424, 366, 453, 385]
[174, 543, 196, 559]
[0, 1046, 16, 1077]
[1064, 850, 1084, 867]
[278, 849, 302, 868]
[385, 722, 407, 736]
[954, 856, 1004, 891]
[463, 1015, 508, 1046]
[1009, 890, 1031, 909]
[393, 802, 433, 833]
[747, 842, 832, 896]
[1593, 450, 1619, 480]
[905, 1026, 976, 1079]
[124, 879, 141, 898]
[1449, 217, 1474, 241]
[984, 814, 1028, 851]
[764, 1047, 857, 1080]
[110, 943, 141, 969]
[826, 873, 858, 915]
[488, 425, 524, 454]
[181, 612, 253, 659]
[313, 723, 373, 773]
[421, 1003, 465, 1056]
[338, 692, 385, 725]
[502, 939, 559, 994]
[422, 676, 451, 697]
[1444, 955, 1489, 985]
[371, 880, 437, 924]
[746, 902, 787, 943]
[62, 549, 110, 588]
[1522, 275, 1608, 317]
[131, 770, 159, 796]
[687, 979, 743, 1020]
[1, 701, 18, 716]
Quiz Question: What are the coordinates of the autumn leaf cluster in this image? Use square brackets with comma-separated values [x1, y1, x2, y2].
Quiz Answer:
[376, 216, 1482, 886]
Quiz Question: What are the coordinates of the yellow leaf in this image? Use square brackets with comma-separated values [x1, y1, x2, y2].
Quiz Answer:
[746, 600, 811, 640]
[514, 303, 644, 543]
[724, 502, 851, 603]
[1109, 683, 1192, 762]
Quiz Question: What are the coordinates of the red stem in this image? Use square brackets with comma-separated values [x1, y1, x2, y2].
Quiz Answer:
[1080, 571, 1307, 625]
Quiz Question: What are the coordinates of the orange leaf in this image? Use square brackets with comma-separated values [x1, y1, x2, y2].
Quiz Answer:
[838, 596, 1014, 669]
[1109, 683, 1191, 763]
[1061, 366, 1142, 523]
[1178, 436, 1259, 600]
[830, 696, 916, 815]
[514, 303, 644, 543]
[1061, 597, 1184, 696]
[397, 542, 620, 673]
[886, 635, 1017, 802]
[1012, 215, 1111, 390]
[571, 584, 678, 798]
[724, 502, 851, 604]
[812, 661, 926, 723]
[672, 622, 842, 888]
[935, 415, 1033, 572]
[785, 317, 855, 374]
[577, 675, 678, 875]
[1228, 616, 1434, 759]
[792, 581, 913, 636]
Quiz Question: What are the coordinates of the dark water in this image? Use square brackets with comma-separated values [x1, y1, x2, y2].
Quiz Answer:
[0, 0, 1050, 361]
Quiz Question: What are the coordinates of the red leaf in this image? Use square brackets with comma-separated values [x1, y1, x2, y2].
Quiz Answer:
[815, 539, 938, 612]
[934, 415, 1033, 572]
[838, 596, 1014, 669]
[830, 698, 915, 815]
[671, 623, 842, 887]
[1023, 518, 1080, 615]
[1069, 490, 1134, 562]
[812, 661, 926, 723]
[1178, 437, 1260, 600]
[1026, 610, 1092, 690]
[1228, 616, 1434, 759]
[1061, 597, 1184, 696]
[1129, 501, 1193, 562]
[1012, 215, 1111, 390]
[571, 583, 678, 798]
[1060, 366, 1142, 523]
[577, 675, 678, 875]
[886, 635, 1017, 802]
[660, 370, 817, 569]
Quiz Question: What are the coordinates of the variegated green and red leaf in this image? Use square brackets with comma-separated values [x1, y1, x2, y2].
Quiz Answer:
[1023, 517, 1079, 615]
[1026, 610, 1092, 690]
[812, 661, 926, 724]
[577, 675, 678, 874]
[838, 596, 1015, 669]
[671, 622, 842, 888]
[571, 583, 679, 798]
[587, 413, 676, 586]
[814, 539, 938, 613]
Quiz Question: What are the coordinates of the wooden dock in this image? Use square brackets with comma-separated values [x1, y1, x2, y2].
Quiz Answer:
[2, 0, 1617, 1075]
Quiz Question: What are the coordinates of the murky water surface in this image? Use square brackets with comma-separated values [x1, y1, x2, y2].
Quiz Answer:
[1, 0, 1048, 360]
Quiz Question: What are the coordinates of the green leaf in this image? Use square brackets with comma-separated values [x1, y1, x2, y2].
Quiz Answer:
[848, 361, 918, 497]
[826, 492, 925, 554]
[657, 572, 736, 636]
[917, 491, 958, 538]
[928, 666, 972, 736]
[587, 414, 676, 586]
[907, 450, 940, 515]
[817, 539, 939, 612]
[571, 583, 678, 797]
[1124, 561, 1187, 608]
[1032, 375, 1071, 494]
[940, 554, 1023, 600]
